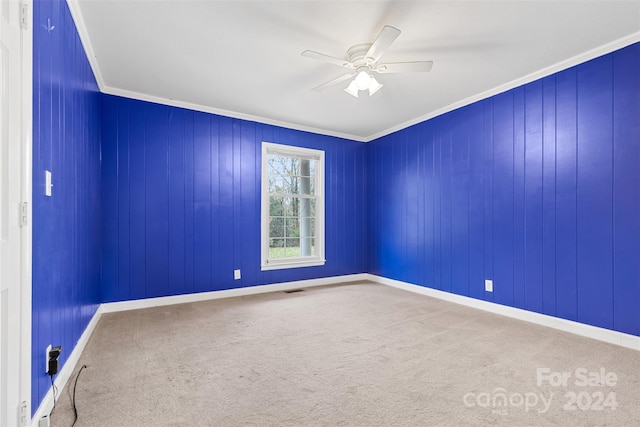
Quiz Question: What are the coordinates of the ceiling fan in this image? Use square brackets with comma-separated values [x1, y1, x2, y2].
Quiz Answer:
[301, 25, 433, 97]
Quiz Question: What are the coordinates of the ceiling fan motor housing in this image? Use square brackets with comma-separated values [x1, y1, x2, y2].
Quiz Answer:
[347, 43, 375, 68]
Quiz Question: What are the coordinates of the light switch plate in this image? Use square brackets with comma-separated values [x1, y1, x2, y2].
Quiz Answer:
[45, 170, 52, 196]
[485, 279, 493, 292]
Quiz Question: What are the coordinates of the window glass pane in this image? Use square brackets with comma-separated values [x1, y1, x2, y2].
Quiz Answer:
[299, 197, 313, 218]
[307, 177, 315, 195]
[269, 217, 284, 238]
[269, 196, 284, 216]
[300, 238, 315, 256]
[268, 171, 283, 193]
[300, 160, 313, 177]
[285, 174, 298, 194]
[301, 217, 315, 237]
[285, 238, 300, 257]
[269, 238, 286, 259]
[298, 215, 313, 238]
[272, 196, 295, 217]
[284, 217, 299, 238]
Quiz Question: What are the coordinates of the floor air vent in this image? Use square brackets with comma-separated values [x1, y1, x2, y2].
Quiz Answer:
[284, 289, 304, 294]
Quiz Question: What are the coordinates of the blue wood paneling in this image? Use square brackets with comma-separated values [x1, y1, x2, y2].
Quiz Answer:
[100, 97, 368, 301]
[33, 6, 639, 416]
[512, 87, 527, 310]
[524, 81, 544, 313]
[542, 76, 557, 316]
[32, 0, 102, 414]
[116, 102, 131, 301]
[612, 44, 640, 336]
[576, 55, 614, 329]
[367, 42, 640, 336]
[467, 104, 485, 301]
[493, 92, 515, 307]
[554, 68, 579, 322]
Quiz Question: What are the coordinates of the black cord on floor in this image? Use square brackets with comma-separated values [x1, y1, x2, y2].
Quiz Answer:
[71, 365, 87, 427]
[50, 374, 58, 406]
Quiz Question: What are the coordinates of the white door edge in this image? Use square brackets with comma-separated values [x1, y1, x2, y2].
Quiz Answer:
[19, 0, 33, 424]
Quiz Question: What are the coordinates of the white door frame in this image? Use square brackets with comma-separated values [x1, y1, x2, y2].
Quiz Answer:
[0, 0, 32, 426]
[19, 0, 33, 425]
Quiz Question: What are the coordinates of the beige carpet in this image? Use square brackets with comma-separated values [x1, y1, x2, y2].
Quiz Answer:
[50, 282, 640, 426]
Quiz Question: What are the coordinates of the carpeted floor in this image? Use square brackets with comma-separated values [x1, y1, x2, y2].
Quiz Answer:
[50, 282, 640, 426]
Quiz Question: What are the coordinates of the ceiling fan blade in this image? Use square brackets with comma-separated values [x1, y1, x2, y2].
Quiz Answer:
[375, 61, 434, 73]
[302, 50, 354, 69]
[311, 72, 355, 92]
[365, 25, 401, 63]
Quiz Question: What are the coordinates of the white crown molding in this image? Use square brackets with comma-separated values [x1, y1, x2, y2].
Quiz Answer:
[65, 0, 364, 141]
[365, 274, 640, 352]
[365, 32, 640, 142]
[65, 0, 638, 143]
[65, 0, 105, 90]
[100, 85, 368, 143]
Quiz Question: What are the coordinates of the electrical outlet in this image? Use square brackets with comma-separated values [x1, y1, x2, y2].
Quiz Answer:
[45, 345, 51, 374]
[46, 345, 62, 376]
[234, 269, 241, 280]
[485, 279, 493, 292]
[38, 414, 50, 427]
[38, 415, 51, 427]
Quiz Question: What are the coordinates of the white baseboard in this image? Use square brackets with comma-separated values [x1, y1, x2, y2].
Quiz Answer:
[365, 274, 640, 352]
[31, 304, 104, 427]
[101, 273, 369, 313]
[28, 272, 638, 425]
[30, 273, 367, 425]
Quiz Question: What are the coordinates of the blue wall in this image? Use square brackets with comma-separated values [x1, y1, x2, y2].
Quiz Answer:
[31, 1, 639, 416]
[100, 96, 368, 302]
[32, 0, 102, 413]
[367, 43, 640, 336]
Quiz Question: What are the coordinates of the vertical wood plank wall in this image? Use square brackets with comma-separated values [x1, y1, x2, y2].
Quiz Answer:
[32, 0, 102, 413]
[100, 96, 368, 302]
[367, 43, 640, 336]
[31, 0, 639, 415]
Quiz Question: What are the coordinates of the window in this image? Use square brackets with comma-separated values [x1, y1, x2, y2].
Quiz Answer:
[261, 142, 325, 270]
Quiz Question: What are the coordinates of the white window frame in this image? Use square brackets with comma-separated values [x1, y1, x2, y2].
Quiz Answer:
[261, 142, 325, 270]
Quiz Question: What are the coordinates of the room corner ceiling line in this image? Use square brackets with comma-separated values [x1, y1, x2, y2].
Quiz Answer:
[366, 31, 640, 142]
[66, 0, 106, 90]
[100, 85, 369, 142]
[65, 0, 640, 143]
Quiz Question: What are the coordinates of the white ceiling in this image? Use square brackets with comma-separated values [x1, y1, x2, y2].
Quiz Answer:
[69, 1, 640, 142]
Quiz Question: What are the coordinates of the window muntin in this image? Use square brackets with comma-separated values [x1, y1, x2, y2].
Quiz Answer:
[261, 143, 325, 270]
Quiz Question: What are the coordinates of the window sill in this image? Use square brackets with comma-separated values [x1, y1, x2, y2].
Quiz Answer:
[261, 258, 326, 271]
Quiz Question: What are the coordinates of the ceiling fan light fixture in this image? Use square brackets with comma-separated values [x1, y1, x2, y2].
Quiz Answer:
[354, 70, 371, 90]
[368, 76, 383, 96]
[344, 80, 359, 97]
[345, 69, 382, 97]
[303, 25, 433, 97]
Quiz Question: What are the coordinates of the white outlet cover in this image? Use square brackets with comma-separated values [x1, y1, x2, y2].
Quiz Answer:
[485, 279, 493, 292]
[234, 269, 241, 280]
[45, 344, 51, 374]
